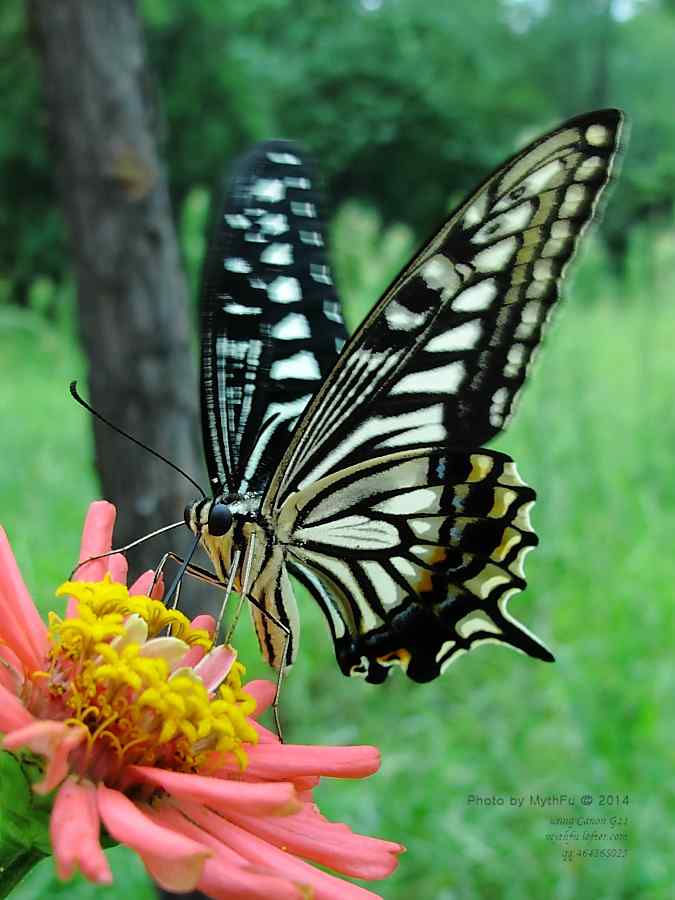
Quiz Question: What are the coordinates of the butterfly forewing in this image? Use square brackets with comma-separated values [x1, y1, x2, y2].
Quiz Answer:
[199, 141, 347, 495]
[263, 109, 624, 508]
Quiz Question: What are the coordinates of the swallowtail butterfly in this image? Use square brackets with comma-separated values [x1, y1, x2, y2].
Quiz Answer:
[185, 110, 623, 685]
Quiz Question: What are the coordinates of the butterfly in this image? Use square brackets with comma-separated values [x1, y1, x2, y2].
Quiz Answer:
[185, 109, 624, 686]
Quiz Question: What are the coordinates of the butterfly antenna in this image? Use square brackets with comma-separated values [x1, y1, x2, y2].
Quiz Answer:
[70, 520, 185, 579]
[69, 381, 207, 499]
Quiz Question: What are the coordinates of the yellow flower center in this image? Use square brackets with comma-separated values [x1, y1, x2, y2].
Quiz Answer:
[40, 576, 258, 778]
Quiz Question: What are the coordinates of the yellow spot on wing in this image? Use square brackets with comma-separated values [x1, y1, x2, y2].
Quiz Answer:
[467, 454, 494, 483]
[498, 460, 524, 487]
[488, 488, 517, 518]
[456, 611, 502, 638]
[586, 124, 609, 146]
[491, 526, 522, 563]
[531, 191, 557, 227]
[464, 565, 512, 600]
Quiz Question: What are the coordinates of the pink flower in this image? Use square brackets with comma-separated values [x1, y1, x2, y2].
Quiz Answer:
[0, 502, 403, 897]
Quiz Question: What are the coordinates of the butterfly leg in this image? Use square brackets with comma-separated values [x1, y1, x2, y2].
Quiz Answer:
[154, 556, 225, 588]
[150, 551, 228, 610]
[213, 548, 241, 641]
[271, 646, 289, 742]
[224, 533, 256, 644]
[150, 548, 243, 644]
[229, 533, 291, 741]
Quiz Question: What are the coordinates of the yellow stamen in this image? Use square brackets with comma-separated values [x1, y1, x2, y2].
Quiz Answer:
[42, 576, 258, 775]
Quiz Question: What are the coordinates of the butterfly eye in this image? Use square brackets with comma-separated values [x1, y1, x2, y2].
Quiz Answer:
[208, 502, 233, 537]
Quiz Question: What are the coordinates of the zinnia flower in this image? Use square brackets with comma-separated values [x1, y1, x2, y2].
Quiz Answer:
[0, 501, 403, 898]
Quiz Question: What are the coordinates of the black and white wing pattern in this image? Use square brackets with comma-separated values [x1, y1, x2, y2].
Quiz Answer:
[251, 109, 623, 682]
[281, 447, 541, 682]
[200, 140, 347, 496]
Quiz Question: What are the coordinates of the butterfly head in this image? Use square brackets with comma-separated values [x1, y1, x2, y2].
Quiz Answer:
[184, 498, 234, 539]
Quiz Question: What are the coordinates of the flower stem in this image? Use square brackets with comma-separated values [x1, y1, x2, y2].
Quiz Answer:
[0, 848, 46, 898]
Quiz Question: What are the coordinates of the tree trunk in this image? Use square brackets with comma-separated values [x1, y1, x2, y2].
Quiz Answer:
[27, 0, 204, 579]
[589, 0, 613, 111]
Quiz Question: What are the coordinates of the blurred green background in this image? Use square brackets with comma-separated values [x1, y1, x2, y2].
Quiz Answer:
[2, 1, 674, 898]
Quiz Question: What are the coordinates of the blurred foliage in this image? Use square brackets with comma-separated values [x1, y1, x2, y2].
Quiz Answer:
[0, 2, 65, 306]
[9, 847, 155, 900]
[2, 0, 675, 301]
[330, 201, 416, 329]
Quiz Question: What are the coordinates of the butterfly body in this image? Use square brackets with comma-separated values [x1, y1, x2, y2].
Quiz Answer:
[191, 112, 624, 684]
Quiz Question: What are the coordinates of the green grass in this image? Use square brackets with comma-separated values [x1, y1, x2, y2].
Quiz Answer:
[1, 231, 674, 899]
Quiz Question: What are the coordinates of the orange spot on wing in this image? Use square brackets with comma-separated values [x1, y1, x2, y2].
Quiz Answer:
[411, 547, 448, 593]
[377, 649, 411, 669]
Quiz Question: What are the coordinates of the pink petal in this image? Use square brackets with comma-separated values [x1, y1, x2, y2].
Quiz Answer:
[108, 556, 127, 582]
[181, 645, 207, 668]
[180, 614, 216, 667]
[0, 644, 24, 693]
[3, 720, 87, 794]
[150, 804, 305, 900]
[73, 501, 128, 584]
[150, 572, 164, 600]
[192, 614, 216, 636]
[196, 856, 307, 900]
[0, 527, 49, 671]
[129, 570, 156, 596]
[249, 719, 281, 745]
[244, 680, 276, 717]
[227, 802, 403, 879]
[182, 801, 388, 900]
[0, 682, 34, 731]
[141, 850, 208, 894]
[97, 784, 210, 892]
[51, 778, 112, 884]
[288, 776, 321, 792]
[193, 644, 237, 692]
[124, 766, 301, 816]
[214, 744, 381, 781]
[0, 665, 13, 693]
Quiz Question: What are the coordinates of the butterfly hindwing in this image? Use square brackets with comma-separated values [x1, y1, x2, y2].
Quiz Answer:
[263, 109, 624, 508]
[249, 446, 547, 681]
[199, 140, 347, 496]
